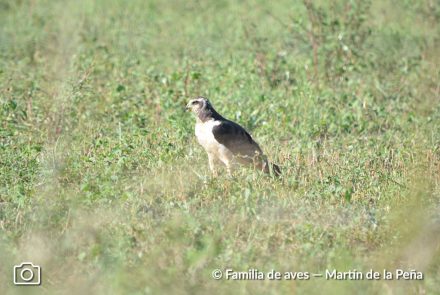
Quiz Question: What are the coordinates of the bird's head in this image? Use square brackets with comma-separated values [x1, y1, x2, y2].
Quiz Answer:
[185, 97, 211, 114]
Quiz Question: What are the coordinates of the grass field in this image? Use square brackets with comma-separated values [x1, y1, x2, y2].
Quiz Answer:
[1, 0, 439, 294]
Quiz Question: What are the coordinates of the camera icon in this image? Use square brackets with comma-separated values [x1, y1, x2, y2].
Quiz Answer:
[13, 262, 41, 286]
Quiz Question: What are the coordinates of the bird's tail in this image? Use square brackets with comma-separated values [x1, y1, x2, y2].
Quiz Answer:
[266, 162, 281, 177]
[240, 154, 281, 177]
[269, 162, 282, 177]
[257, 159, 281, 177]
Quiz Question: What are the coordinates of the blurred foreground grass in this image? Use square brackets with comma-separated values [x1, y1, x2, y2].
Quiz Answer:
[0, 0, 439, 294]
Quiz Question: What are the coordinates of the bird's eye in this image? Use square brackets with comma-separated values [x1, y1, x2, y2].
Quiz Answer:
[192, 101, 198, 105]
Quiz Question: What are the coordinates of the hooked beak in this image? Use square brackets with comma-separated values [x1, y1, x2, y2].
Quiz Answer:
[185, 103, 191, 111]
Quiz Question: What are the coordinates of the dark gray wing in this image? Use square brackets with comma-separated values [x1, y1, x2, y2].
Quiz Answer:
[212, 120, 263, 159]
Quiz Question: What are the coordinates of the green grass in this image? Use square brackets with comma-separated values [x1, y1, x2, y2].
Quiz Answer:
[0, 0, 439, 294]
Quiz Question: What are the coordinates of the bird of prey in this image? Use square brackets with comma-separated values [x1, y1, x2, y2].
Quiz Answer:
[186, 97, 281, 176]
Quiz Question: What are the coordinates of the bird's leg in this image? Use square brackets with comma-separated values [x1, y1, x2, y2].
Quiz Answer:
[225, 163, 232, 176]
[207, 153, 219, 177]
[218, 152, 234, 176]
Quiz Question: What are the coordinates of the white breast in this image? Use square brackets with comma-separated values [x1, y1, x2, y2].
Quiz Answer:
[194, 119, 235, 168]
[195, 119, 221, 152]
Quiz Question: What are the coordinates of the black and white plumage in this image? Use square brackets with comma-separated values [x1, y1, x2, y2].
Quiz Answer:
[186, 97, 281, 176]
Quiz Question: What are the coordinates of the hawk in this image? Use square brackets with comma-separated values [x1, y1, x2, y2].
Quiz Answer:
[186, 97, 281, 176]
